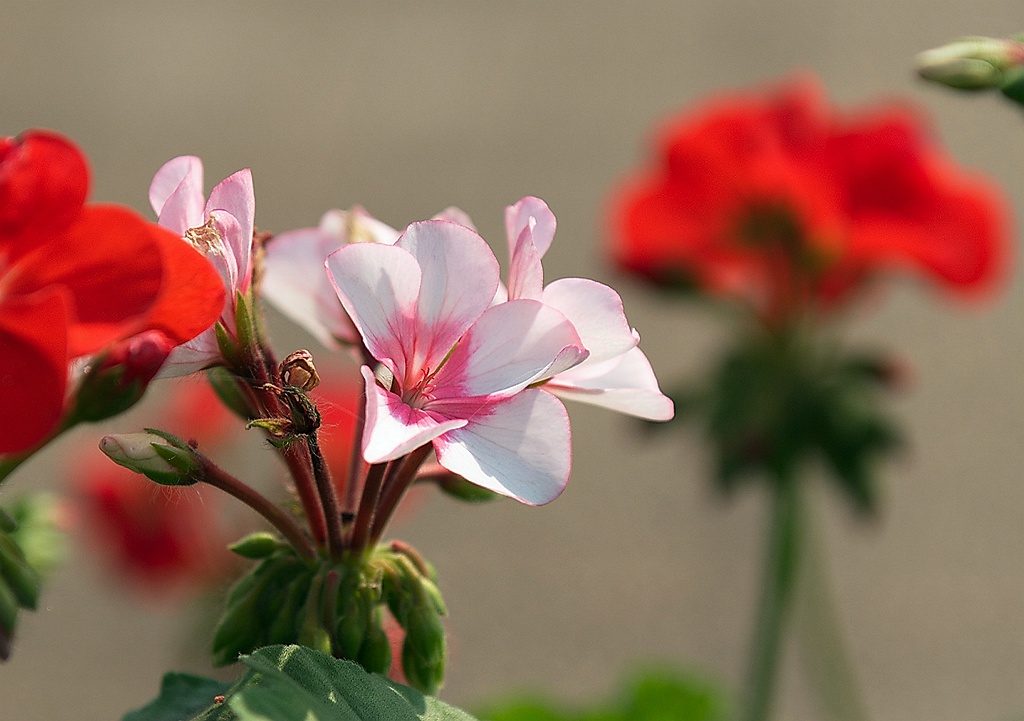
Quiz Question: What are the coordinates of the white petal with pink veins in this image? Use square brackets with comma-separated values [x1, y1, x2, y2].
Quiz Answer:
[360, 367, 466, 463]
[432, 299, 587, 399]
[432, 389, 571, 506]
[545, 346, 675, 421]
[542, 278, 639, 364]
[327, 242, 422, 382]
[396, 221, 499, 371]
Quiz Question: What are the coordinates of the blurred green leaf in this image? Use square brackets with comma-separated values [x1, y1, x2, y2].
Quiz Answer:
[477, 666, 726, 721]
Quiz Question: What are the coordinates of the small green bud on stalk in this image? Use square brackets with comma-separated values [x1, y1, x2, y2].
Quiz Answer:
[917, 36, 1024, 89]
[228, 532, 283, 560]
[99, 431, 202, 486]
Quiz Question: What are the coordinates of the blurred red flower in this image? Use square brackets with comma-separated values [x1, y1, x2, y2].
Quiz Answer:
[610, 78, 1011, 322]
[73, 381, 237, 595]
[0, 130, 225, 453]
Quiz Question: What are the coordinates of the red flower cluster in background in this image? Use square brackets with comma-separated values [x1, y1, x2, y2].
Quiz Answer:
[0, 131, 225, 454]
[610, 77, 1011, 323]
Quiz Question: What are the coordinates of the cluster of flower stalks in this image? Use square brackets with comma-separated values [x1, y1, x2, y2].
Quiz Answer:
[0, 136, 672, 693]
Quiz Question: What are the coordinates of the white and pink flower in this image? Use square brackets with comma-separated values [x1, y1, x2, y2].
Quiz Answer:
[148, 156, 255, 376]
[499, 197, 674, 422]
[326, 220, 588, 505]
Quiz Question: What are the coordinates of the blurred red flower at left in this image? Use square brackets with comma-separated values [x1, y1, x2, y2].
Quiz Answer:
[72, 380, 237, 595]
[0, 130, 225, 454]
[74, 463, 233, 596]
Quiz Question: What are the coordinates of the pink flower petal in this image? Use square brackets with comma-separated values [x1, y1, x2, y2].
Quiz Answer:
[432, 389, 571, 506]
[505, 196, 556, 259]
[360, 366, 466, 463]
[155, 161, 206, 235]
[507, 220, 544, 301]
[432, 206, 477, 231]
[541, 278, 639, 365]
[395, 220, 499, 371]
[432, 299, 587, 399]
[263, 227, 357, 347]
[149, 156, 203, 219]
[157, 326, 224, 378]
[546, 346, 674, 421]
[206, 169, 255, 285]
[326, 242, 422, 382]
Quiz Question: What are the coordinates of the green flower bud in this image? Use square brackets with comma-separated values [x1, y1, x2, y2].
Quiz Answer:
[228, 532, 283, 560]
[401, 603, 446, 694]
[335, 588, 369, 660]
[99, 431, 201, 486]
[917, 36, 1024, 89]
[358, 609, 392, 675]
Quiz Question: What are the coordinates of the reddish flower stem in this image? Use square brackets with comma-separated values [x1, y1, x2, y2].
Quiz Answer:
[307, 432, 344, 559]
[369, 444, 432, 545]
[348, 460, 388, 553]
[342, 377, 368, 517]
[232, 372, 329, 548]
[200, 456, 316, 560]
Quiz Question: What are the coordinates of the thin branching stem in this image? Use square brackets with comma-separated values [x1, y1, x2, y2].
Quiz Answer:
[200, 456, 316, 560]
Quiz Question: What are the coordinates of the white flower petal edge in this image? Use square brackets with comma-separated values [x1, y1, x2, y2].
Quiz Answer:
[545, 346, 675, 421]
[432, 389, 572, 506]
[501, 196, 674, 421]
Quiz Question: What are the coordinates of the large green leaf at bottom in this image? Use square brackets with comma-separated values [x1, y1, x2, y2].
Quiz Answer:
[123, 673, 231, 721]
[123, 645, 479, 721]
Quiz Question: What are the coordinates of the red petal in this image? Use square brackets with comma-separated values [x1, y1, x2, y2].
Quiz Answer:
[142, 223, 227, 345]
[0, 289, 71, 454]
[0, 130, 89, 247]
[8, 205, 165, 356]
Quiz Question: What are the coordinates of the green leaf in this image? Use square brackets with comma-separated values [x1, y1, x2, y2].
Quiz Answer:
[477, 666, 726, 721]
[122, 672, 231, 721]
[227, 645, 479, 721]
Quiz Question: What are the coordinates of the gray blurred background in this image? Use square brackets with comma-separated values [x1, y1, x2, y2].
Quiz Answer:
[1, 2, 1022, 720]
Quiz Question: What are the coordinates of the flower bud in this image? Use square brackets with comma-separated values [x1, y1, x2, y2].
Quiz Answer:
[280, 349, 320, 391]
[917, 36, 1024, 89]
[72, 331, 174, 423]
[358, 609, 392, 675]
[99, 431, 201, 486]
[228, 532, 283, 560]
[401, 603, 446, 694]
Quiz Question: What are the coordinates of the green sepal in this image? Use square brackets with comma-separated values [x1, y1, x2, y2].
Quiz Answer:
[214, 322, 242, 370]
[206, 367, 253, 420]
[234, 290, 258, 357]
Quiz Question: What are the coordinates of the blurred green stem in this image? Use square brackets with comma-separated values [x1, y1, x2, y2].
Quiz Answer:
[740, 471, 801, 721]
[796, 499, 870, 721]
